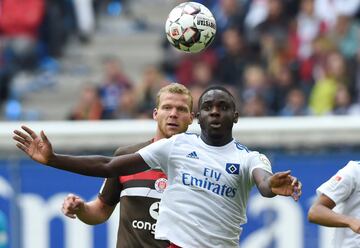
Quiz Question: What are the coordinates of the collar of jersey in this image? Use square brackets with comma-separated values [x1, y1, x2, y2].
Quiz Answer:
[198, 136, 235, 150]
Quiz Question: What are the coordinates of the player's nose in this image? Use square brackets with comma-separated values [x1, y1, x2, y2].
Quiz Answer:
[209, 106, 220, 115]
[169, 107, 178, 117]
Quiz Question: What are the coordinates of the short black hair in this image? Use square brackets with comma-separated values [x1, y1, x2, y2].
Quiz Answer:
[198, 85, 236, 110]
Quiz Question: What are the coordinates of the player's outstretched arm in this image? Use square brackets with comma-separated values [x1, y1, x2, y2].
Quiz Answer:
[13, 125, 149, 177]
[308, 194, 360, 233]
[13, 125, 53, 165]
[62, 194, 115, 225]
[61, 145, 140, 224]
[253, 169, 302, 201]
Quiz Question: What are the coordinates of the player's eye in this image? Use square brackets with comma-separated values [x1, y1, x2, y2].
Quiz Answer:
[163, 105, 171, 110]
[178, 107, 188, 112]
[202, 105, 211, 111]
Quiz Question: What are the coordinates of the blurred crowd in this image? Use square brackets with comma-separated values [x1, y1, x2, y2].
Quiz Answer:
[2, 0, 360, 120]
[161, 0, 360, 117]
[71, 0, 360, 120]
[0, 0, 119, 120]
[0, 0, 100, 100]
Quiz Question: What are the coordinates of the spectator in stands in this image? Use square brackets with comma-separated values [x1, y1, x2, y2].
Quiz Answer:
[242, 64, 275, 111]
[329, 14, 360, 60]
[271, 65, 297, 113]
[286, 0, 326, 98]
[69, 84, 103, 120]
[314, 0, 360, 29]
[296, 35, 334, 97]
[190, 61, 215, 88]
[174, 49, 218, 87]
[135, 65, 168, 118]
[309, 51, 348, 115]
[249, 0, 290, 52]
[280, 88, 311, 116]
[216, 28, 253, 88]
[331, 84, 360, 115]
[0, 0, 45, 68]
[0, 0, 45, 105]
[210, 0, 248, 48]
[72, 0, 96, 42]
[40, 0, 77, 58]
[332, 84, 352, 115]
[244, 0, 267, 30]
[115, 87, 138, 119]
[290, 0, 327, 61]
[242, 94, 270, 117]
[98, 57, 133, 119]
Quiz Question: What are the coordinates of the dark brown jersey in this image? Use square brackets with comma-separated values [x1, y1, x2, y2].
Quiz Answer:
[98, 140, 169, 248]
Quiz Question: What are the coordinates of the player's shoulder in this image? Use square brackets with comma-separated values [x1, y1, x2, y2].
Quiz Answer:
[335, 160, 360, 179]
[164, 132, 199, 147]
[232, 140, 268, 162]
[347, 160, 360, 166]
[114, 140, 153, 156]
[182, 132, 199, 137]
[344, 160, 360, 171]
[233, 140, 251, 153]
[174, 132, 199, 140]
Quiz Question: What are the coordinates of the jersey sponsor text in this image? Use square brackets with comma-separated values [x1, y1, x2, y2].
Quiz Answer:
[182, 167, 236, 198]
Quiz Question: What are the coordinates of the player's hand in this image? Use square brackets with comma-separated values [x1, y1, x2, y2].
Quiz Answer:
[13, 125, 54, 165]
[348, 218, 360, 234]
[269, 170, 302, 201]
[62, 194, 85, 219]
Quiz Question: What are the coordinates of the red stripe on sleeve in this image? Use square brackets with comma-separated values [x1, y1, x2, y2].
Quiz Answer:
[119, 170, 167, 184]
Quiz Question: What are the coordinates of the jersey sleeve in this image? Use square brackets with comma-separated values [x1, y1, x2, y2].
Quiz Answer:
[98, 141, 152, 206]
[247, 151, 273, 177]
[316, 161, 357, 204]
[137, 136, 175, 174]
[98, 178, 122, 206]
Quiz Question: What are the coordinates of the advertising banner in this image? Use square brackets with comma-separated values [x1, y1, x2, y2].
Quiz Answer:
[0, 151, 358, 248]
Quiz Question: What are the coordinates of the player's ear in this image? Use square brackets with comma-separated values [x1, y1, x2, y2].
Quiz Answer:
[196, 112, 200, 123]
[233, 111, 239, 123]
[153, 108, 158, 120]
[189, 112, 195, 124]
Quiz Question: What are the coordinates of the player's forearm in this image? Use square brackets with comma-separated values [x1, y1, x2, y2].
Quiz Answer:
[47, 153, 148, 177]
[253, 169, 276, 197]
[259, 177, 277, 197]
[76, 200, 115, 225]
[308, 204, 351, 228]
[47, 153, 113, 177]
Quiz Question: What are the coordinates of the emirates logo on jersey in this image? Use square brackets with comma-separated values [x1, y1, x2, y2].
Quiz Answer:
[154, 178, 168, 193]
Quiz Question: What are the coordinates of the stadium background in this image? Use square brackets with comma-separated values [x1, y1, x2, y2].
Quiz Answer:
[1, 0, 360, 247]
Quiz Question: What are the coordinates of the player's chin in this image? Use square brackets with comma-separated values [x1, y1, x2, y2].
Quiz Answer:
[208, 126, 223, 133]
[165, 127, 182, 137]
[168, 130, 180, 136]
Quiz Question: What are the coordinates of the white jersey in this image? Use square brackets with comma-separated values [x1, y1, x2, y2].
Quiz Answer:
[317, 160, 360, 248]
[137, 133, 272, 248]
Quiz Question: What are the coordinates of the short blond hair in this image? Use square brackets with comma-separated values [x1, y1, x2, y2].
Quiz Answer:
[156, 83, 193, 111]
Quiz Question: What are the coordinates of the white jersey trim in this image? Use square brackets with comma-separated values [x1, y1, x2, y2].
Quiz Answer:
[120, 187, 162, 199]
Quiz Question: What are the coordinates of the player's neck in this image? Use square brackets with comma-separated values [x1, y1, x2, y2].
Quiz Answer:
[200, 133, 233, 147]
[153, 133, 166, 142]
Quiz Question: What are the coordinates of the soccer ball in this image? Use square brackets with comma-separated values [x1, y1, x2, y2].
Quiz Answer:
[165, 2, 216, 53]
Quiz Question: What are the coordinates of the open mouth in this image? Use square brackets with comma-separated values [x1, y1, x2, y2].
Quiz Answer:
[210, 123, 221, 128]
[167, 123, 179, 127]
